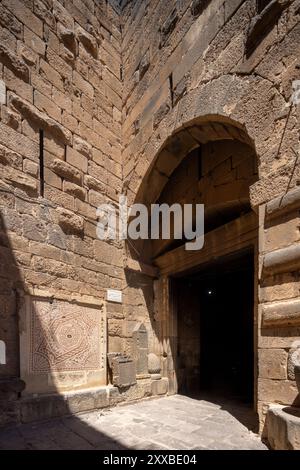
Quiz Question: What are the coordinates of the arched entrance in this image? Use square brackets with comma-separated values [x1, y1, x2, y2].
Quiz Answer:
[128, 116, 259, 411]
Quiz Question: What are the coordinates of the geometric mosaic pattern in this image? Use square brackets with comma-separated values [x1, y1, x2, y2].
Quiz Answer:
[30, 299, 105, 373]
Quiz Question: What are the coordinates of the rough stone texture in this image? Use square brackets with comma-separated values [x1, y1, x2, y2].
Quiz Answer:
[133, 323, 148, 376]
[0, 395, 267, 450]
[107, 353, 137, 389]
[0, 0, 299, 447]
[288, 347, 300, 381]
[0, 0, 122, 408]
[259, 349, 288, 380]
[266, 404, 300, 450]
[57, 207, 84, 234]
[148, 353, 161, 375]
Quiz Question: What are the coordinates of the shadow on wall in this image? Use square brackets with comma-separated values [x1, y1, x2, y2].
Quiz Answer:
[0, 210, 129, 449]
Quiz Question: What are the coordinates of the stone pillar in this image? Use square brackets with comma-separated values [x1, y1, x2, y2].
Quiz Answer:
[133, 323, 149, 377]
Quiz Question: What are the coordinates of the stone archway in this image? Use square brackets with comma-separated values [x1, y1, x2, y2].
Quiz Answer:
[127, 113, 258, 265]
[127, 73, 296, 212]
[135, 115, 255, 210]
[125, 111, 260, 411]
[124, 74, 299, 432]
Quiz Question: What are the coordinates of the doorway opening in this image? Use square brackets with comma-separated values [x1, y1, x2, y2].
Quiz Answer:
[175, 249, 254, 406]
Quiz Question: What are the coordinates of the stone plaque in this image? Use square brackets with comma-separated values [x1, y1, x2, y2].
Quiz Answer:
[107, 289, 122, 303]
[107, 353, 136, 388]
[20, 297, 106, 394]
[133, 323, 148, 376]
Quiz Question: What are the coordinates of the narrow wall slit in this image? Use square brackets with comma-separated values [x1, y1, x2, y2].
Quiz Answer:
[39, 129, 44, 197]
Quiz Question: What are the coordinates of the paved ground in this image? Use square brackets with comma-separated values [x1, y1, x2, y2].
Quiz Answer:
[0, 395, 268, 450]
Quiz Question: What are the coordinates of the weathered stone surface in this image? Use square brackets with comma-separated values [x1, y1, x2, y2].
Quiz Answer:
[151, 377, 168, 396]
[263, 244, 300, 275]
[0, 4, 23, 39]
[10, 95, 72, 144]
[57, 207, 84, 234]
[24, 26, 45, 56]
[262, 299, 300, 328]
[0, 44, 29, 82]
[139, 50, 150, 80]
[153, 102, 171, 129]
[50, 159, 82, 184]
[288, 347, 300, 381]
[23, 159, 39, 177]
[84, 175, 105, 193]
[73, 136, 92, 159]
[258, 378, 299, 405]
[246, 0, 291, 56]
[160, 9, 178, 47]
[266, 187, 300, 219]
[66, 146, 88, 172]
[133, 323, 148, 376]
[58, 25, 77, 54]
[63, 181, 86, 200]
[76, 26, 98, 58]
[4, 167, 38, 193]
[266, 404, 300, 450]
[259, 349, 288, 380]
[107, 353, 137, 389]
[23, 215, 47, 241]
[20, 386, 109, 424]
[0, 0, 299, 441]
[191, 0, 210, 17]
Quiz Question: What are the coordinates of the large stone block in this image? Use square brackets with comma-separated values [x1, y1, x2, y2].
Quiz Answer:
[50, 159, 82, 184]
[24, 26, 45, 56]
[0, 4, 23, 39]
[10, 95, 72, 145]
[76, 25, 98, 58]
[262, 299, 300, 328]
[151, 377, 168, 396]
[23, 215, 47, 242]
[107, 353, 136, 389]
[258, 378, 299, 405]
[259, 348, 288, 380]
[266, 405, 300, 450]
[133, 323, 148, 376]
[66, 146, 88, 172]
[56, 207, 84, 235]
[3, 0, 43, 37]
[0, 44, 29, 82]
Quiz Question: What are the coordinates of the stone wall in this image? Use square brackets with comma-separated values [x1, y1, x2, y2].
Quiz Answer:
[258, 188, 300, 431]
[120, 0, 300, 433]
[0, 0, 123, 395]
[121, 0, 300, 206]
[0, 0, 300, 438]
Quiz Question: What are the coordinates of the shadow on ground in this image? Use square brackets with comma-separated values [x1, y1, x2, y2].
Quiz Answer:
[0, 395, 267, 450]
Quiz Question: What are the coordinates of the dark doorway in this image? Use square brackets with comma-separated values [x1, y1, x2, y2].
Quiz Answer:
[175, 250, 254, 405]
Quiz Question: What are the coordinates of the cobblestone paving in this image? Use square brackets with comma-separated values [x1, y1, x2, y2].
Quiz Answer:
[0, 395, 268, 450]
